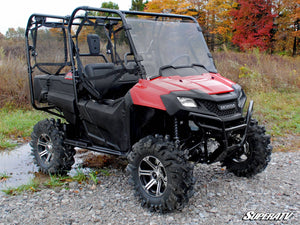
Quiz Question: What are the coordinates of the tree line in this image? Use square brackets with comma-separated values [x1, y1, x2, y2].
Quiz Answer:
[140, 0, 300, 56]
[2, 0, 299, 56]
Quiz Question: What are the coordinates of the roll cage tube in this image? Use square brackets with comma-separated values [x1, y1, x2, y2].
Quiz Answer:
[67, 6, 144, 77]
[25, 14, 70, 117]
[67, 6, 143, 103]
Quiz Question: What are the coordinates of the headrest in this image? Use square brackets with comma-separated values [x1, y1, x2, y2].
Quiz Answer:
[87, 34, 100, 55]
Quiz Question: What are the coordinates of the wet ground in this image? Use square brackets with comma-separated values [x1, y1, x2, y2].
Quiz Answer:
[0, 144, 38, 192]
[0, 144, 125, 194]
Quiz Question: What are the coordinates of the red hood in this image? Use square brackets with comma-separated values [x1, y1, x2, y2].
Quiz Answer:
[148, 74, 234, 94]
[130, 73, 235, 110]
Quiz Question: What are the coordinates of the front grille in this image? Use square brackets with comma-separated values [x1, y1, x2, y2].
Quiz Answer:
[196, 100, 239, 117]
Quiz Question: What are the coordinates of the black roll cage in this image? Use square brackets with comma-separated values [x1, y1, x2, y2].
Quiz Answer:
[25, 14, 70, 117]
[25, 6, 199, 117]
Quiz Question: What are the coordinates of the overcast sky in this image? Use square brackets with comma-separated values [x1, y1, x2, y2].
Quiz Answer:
[0, 0, 132, 34]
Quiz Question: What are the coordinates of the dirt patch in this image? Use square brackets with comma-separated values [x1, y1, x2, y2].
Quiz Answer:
[76, 150, 128, 170]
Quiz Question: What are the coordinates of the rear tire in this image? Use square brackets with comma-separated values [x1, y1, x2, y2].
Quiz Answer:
[127, 135, 194, 212]
[30, 119, 75, 174]
[222, 119, 272, 177]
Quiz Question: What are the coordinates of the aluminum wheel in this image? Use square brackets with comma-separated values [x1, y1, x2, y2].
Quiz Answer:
[127, 135, 194, 211]
[138, 156, 167, 197]
[31, 119, 75, 174]
[37, 133, 54, 164]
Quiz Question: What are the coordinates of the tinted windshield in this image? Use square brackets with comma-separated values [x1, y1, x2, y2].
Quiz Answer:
[127, 18, 217, 78]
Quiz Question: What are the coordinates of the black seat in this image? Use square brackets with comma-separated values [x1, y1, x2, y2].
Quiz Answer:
[84, 63, 140, 99]
[83, 36, 138, 99]
[84, 63, 115, 96]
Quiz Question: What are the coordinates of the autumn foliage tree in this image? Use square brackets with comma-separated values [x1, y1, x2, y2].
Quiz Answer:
[144, 0, 275, 51]
[230, 0, 276, 51]
[274, 0, 300, 56]
[5, 28, 25, 41]
[205, 0, 236, 49]
[142, 0, 300, 55]
[145, 0, 197, 17]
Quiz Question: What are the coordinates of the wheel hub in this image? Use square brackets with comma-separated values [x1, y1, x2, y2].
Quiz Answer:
[47, 144, 53, 151]
[37, 133, 54, 164]
[152, 171, 158, 179]
[138, 156, 167, 197]
[233, 142, 250, 163]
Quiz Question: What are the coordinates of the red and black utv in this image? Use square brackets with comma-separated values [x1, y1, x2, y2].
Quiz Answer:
[25, 6, 272, 212]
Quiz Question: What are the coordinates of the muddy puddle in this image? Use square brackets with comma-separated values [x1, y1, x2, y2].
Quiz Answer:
[0, 144, 38, 192]
[0, 144, 127, 194]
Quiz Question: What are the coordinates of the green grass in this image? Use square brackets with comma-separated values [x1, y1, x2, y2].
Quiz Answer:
[2, 179, 40, 195]
[72, 169, 88, 183]
[0, 133, 17, 149]
[2, 170, 101, 195]
[89, 171, 99, 185]
[99, 169, 111, 176]
[0, 172, 11, 180]
[248, 91, 300, 137]
[0, 108, 48, 149]
[43, 174, 73, 188]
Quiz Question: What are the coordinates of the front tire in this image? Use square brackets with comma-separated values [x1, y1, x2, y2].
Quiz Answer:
[127, 135, 194, 212]
[30, 119, 75, 174]
[222, 119, 272, 177]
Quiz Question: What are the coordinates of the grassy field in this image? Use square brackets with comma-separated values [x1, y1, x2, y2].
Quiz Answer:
[249, 91, 299, 137]
[0, 42, 299, 151]
[214, 50, 300, 151]
[249, 91, 299, 151]
[0, 108, 48, 149]
[213, 51, 300, 138]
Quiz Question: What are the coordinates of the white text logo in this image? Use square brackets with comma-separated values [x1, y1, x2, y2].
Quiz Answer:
[242, 211, 293, 221]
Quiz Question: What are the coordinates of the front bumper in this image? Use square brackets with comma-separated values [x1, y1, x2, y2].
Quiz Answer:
[189, 100, 253, 162]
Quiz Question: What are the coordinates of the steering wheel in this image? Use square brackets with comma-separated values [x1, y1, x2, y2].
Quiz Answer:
[169, 54, 191, 65]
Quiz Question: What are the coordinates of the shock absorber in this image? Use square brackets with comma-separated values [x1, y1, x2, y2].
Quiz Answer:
[174, 117, 180, 148]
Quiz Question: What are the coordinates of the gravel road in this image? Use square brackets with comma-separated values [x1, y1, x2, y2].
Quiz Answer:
[0, 151, 299, 225]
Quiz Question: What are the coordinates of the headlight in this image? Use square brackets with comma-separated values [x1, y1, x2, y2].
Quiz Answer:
[177, 97, 197, 108]
[237, 89, 247, 108]
[232, 84, 247, 108]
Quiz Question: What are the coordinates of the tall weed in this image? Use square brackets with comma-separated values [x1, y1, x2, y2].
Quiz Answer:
[0, 38, 28, 108]
[0, 54, 29, 108]
[213, 51, 300, 93]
